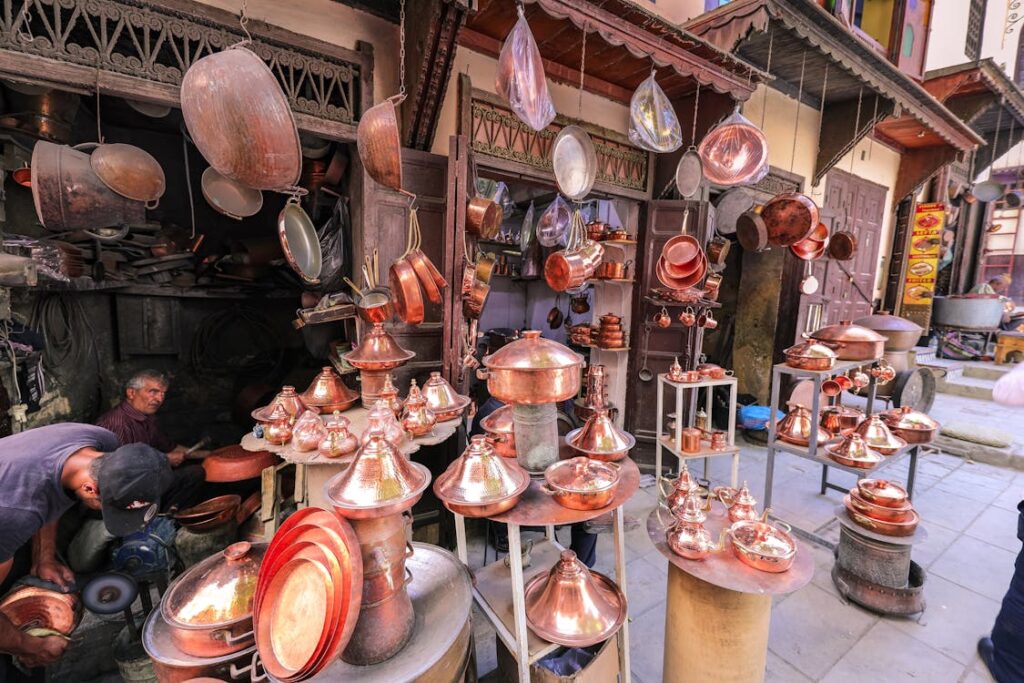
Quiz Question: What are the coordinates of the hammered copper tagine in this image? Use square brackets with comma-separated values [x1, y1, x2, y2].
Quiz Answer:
[421, 371, 471, 422]
[565, 408, 636, 462]
[775, 404, 830, 447]
[433, 435, 530, 517]
[342, 322, 416, 371]
[878, 406, 939, 445]
[252, 386, 307, 423]
[825, 433, 884, 469]
[299, 366, 359, 414]
[853, 415, 908, 455]
[481, 330, 583, 404]
[524, 550, 628, 647]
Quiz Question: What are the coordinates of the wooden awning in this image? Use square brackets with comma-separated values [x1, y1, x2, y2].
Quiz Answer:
[459, 0, 764, 106]
[684, 0, 982, 188]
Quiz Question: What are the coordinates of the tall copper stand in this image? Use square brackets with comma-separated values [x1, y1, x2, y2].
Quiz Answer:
[646, 506, 813, 683]
[453, 457, 641, 683]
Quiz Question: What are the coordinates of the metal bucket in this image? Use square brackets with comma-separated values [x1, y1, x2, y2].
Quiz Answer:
[836, 525, 911, 589]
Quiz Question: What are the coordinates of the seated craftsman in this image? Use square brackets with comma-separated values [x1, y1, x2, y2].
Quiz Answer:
[0, 425, 175, 680]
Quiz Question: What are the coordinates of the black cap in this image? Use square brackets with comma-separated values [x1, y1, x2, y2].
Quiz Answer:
[97, 444, 175, 536]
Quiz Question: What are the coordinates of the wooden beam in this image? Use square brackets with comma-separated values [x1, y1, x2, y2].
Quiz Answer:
[891, 145, 959, 207]
[814, 95, 896, 186]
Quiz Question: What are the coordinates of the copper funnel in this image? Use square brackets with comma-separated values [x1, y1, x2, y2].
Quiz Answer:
[433, 435, 529, 517]
[776, 404, 830, 446]
[299, 366, 359, 413]
[524, 550, 627, 647]
[400, 379, 437, 437]
[853, 415, 907, 455]
[251, 386, 307, 422]
[421, 371, 471, 422]
[360, 399, 409, 449]
[379, 373, 402, 417]
[325, 426, 430, 519]
[565, 408, 636, 461]
[342, 322, 415, 371]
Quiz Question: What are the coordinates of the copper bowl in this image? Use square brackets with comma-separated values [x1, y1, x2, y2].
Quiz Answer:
[783, 341, 836, 371]
[542, 457, 620, 510]
[433, 435, 530, 518]
[820, 405, 864, 437]
[728, 517, 797, 573]
[846, 489, 913, 523]
[0, 586, 81, 636]
[844, 498, 920, 537]
[856, 479, 909, 508]
[203, 446, 279, 483]
[173, 495, 242, 523]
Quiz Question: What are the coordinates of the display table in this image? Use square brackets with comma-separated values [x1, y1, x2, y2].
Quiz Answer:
[453, 457, 641, 683]
[240, 406, 461, 511]
[646, 505, 813, 683]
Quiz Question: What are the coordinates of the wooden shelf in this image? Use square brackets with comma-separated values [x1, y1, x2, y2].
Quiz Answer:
[659, 436, 740, 460]
[588, 278, 635, 285]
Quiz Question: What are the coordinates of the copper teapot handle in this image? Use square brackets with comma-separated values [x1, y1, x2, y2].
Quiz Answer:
[714, 486, 737, 508]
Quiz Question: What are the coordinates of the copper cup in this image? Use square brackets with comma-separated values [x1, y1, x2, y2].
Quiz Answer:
[679, 427, 702, 453]
[679, 307, 696, 326]
[702, 312, 718, 330]
[710, 431, 727, 450]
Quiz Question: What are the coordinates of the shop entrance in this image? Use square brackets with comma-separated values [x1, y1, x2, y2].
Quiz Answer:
[795, 169, 886, 338]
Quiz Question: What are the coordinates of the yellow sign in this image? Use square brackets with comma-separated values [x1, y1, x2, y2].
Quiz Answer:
[902, 202, 944, 307]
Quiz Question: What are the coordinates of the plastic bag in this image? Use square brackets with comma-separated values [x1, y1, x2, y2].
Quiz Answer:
[629, 72, 683, 153]
[316, 197, 348, 291]
[994, 361, 1024, 406]
[739, 405, 784, 431]
[698, 109, 770, 187]
[537, 195, 571, 247]
[496, 7, 556, 132]
[520, 201, 536, 252]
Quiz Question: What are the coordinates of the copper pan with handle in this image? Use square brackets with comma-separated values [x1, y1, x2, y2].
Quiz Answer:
[761, 192, 819, 246]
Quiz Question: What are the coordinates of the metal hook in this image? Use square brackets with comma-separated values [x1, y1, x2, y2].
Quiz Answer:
[400, 189, 418, 211]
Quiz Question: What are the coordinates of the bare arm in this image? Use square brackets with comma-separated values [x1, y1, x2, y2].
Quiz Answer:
[30, 521, 74, 589]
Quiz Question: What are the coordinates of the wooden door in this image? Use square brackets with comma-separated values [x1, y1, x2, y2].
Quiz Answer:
[626, 199, 709, 443]
[794, 169, 885, 338]
[355, 147, 456, 389]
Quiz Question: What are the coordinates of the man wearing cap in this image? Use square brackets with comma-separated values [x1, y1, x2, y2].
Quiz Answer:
[0, 423, 175, 678]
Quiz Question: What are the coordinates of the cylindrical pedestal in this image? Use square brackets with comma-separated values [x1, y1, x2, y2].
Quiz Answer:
[359, 370, 389, 409]
[512, 402, 559, 473]
[663, 563, 771, 683]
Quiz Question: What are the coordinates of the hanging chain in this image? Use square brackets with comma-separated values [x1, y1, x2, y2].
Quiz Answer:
[759, 26, 774, 130]
[849, 87, 863, 173]
[690, 80, 701, 147]
[991, 99, 1004, 168]
[399, 0, 407, 96]
[94, 66, 104, 143]
[811, 63, 829, 192]
[789, 51, 806, 173]
[578, 23, 587, 117]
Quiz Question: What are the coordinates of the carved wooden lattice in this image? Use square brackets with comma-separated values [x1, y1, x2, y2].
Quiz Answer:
[469, 96, 649, 194]
[0, 0, 364, 124]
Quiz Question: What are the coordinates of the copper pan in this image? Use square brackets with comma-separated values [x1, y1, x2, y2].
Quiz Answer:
[0, 586, 81, 636]
[354, 287, 394, 324]
[656, 254, 705, 290]
[466, 197, 502, 238]
[542, 457, 620, 510]
[181, 47, 301, 191]
[173, 495, 241, 522]
[201, 167, 262, 220]
[790, 239, 827, 261]
[661, 234, 700, 270]
[707, 236, 730, 267]
[736, 207, 768, 252]
[475, 251, 497, 284]
[278, 198, 322, 284]
[544, 249, 590, 292]
[407, 250, 444, 305]
[847, 489, 913, 523]
[89, 142, 166, 205]
[357, 94, 404, 192]
[389, 257, 425, 325]
[829, 231, 857, 260]
[762, 193, 819, 246]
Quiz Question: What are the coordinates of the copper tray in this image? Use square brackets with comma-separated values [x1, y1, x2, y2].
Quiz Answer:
[843, 496, 919, 536]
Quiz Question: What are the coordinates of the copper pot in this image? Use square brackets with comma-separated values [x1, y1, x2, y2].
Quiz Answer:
[181, 47, 301, 191]
[829, 231, 857, 260]
[480, 330, 584, 404]
[467, 197, 502, 238]
[736, 208, 768, 252]
[354, 288, 394, 324]
[707, 236, 730, 267]
[761, 193, 819, 246]
[847, 489, 913, 523]
[729, 513, 797, 573]
[389, 256, 425, 325]
[542, 457, 620, 510]
[844, 499, 920, 537]
[480, 404, 516, 458]
[300, 367, 359, 414]
[342, 323, 415, 371]
[433, 435, 530, 517]
[679, 427, 702, 453]
[144, 608, 257, 683]
[783, 340, 837, 371]
[857, 479, 909, 508]
[162, 542, 265, 658]
[809, 321, 887, 361]
[696, 362, 730, 380]
[586, 220, 607, 241]
[879, 406, 939, 445]
[356, 93, 404, 192]
[820, 405, 864, 437]
[0, 586, 81, 636]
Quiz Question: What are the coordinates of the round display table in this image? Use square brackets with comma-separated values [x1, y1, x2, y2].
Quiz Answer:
[647, 506, 813, 683]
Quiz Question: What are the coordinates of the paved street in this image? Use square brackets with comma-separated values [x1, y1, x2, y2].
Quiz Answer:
[470, 391, 1024, 682]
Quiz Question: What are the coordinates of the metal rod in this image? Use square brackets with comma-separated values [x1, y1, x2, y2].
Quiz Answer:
[613, 505, 631, 682]
[507, 523, 530, 683]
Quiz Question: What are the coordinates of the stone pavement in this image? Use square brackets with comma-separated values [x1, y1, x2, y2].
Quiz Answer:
[469, 391, 1023, 682]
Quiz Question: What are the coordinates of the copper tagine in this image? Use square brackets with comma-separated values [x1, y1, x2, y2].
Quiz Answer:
[433, 435, 530, 517]
[879, 406, 939, 445]
[401, 379, 437, 437]
[325, 426, 431, 519]
[825, 433, 883, 469]
[342, 322, 415, 371]
[853, 415, 907, 455]
[524, 550, 628, 647]
[775, 404, 830, 447]
[565, 408, 636, 462]
[299, 366, 359, 413]
[251, 386, 307, 422]
[480, 403, 516, 458]
[481, 330, 584, 404]
[319, 411, 358, 458]
[161, 542, 266, 658]
[360, 399, 409, 449]
[421, 371, 471, 422]
[379, 373, 403, 417]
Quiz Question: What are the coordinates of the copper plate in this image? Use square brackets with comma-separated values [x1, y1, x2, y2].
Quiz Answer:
[257, 554, 332, 679]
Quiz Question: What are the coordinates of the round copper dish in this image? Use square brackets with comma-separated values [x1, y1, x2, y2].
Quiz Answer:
[0, 586, 81, 636]
[389, 257, 425, 325]
[729, 518, 797, 573]
[421, 372, 471, 422]
[173, 495, 241, 523]
[524, 550, 627, 647]
[299, 366, 359, 414]
[433, 435, 530, 517]
[203, 445, 279, 483]
[843, 496, 920, 536]
[856, 479, 909, 508]
[846, 489, 913, 523]
[324, 430, 431, 519]
[542, 457, 621, 510]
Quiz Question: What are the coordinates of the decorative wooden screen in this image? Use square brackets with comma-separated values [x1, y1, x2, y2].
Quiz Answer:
[966, 0, 986, 62]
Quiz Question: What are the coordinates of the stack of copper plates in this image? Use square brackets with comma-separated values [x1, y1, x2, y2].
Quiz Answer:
[253, 507, 363, 681]
[656, 234, 707, 291]
[843, 479, 919, 537]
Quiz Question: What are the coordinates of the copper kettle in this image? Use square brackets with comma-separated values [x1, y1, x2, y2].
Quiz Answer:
[666, 492, 727, 561]
[714, 482, 760, 523]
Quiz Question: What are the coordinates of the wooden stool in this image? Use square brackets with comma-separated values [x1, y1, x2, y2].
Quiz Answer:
[995, 331, 1024, 364]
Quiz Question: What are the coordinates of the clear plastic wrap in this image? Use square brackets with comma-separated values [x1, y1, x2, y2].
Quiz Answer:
[628, 72, 683, 153]
[520, 201, 536, 252]
[537, 195, 571, 247]
[496, 7, 557, 132]
[697, 109, 770, 186]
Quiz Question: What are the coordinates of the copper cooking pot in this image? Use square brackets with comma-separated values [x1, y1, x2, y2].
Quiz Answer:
[783, 340, 837, 371]
[879, 406, 939, 444]
[761, 193, 819, 246]
[542, 457, 620, 510]
[853, 311, 923, 352]
[857, 479, 909, 508]
[201, 167, 263, 220]
[161, 542, 266, 658]
[820, 405, 864, 437]
[299, 366, 359, 413]
[143, 608, 257, 683]
[181, 47, 301, 191]
[354, 288, 394, 324]
[0, 585, 81, 636]
[480, 330, 583, 404]
[736, 206, 768, 252]
[292, 410, 328, 452]
[729, 513, 797, 572]
[808, 321, 887, 361]
[466, 197, 502, 238]
[389, 254, 425, 325]
[480, 404, 516, 458]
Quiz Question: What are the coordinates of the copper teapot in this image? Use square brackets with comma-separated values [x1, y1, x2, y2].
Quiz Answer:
[667, 356, 685, 382]
[291, 408, 326, 452]
[401, 379, 437, 437]
[361, 399, 409, 449]
[379, 373, 402, 417]
[659, 463, 709, 514]
[714, 482, 760, 523]
[263, 401, 293, 445]
[666, 491, 727, 561]
[319, 411, 358, 458]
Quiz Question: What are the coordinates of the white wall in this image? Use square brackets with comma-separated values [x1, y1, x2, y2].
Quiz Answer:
[926, 0, 1022, 77]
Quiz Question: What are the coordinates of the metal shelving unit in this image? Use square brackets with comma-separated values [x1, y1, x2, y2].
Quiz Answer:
[655, 373, 739, 487]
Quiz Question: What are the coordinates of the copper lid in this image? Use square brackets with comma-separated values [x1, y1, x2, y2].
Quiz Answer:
[852, 311, 923, 335]
[162, 542, 266, 629]
[482, 330, 584, 372]
[809, 321, 887, 344]
[325, 428, 430, 515]
[480, 403, 514, 435]
[434, 435, 529, 506]
[566, 409, 636, 456]
[544, 457, 619, 494]
[252, 387, 307, 422]
[421, 372, 471, 417]
[854, 415, 908, 451]
[776, 404, 830, 445]
[264, 401, 292, 424]
[342, 322, 415, 369]
[880, 406, 939, 432]
[299, 367, 359, 412]
[826, 433, 882, 462]
[668, 462, 698, 494]
[524, 550, 627, 647]
[733, 482, 757, 508]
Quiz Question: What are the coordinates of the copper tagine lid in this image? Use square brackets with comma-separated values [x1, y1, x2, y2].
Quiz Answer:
[776, 404, 830, 446]
[676, 490, 708, 524]
[421, 371, 471, 420]
[480, 403, 514, 435]
[524, 550, 628, 647]
[342, 322, 415, 370]
[827, 433, 882, 462]
[809, 321, 887, 344]
[854, 415, 907, 452]
[251, 386, 307, 422]
[852, 311, 923, 336]
[567, 408, 636, 457]
[325, 427, 430, 517]
[299, 367, 359, 413]
[482, 330, 584, 372]
[880, 405, 939, 432]
[162, 542, 266, 629]
[434, 435, 529, 506]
